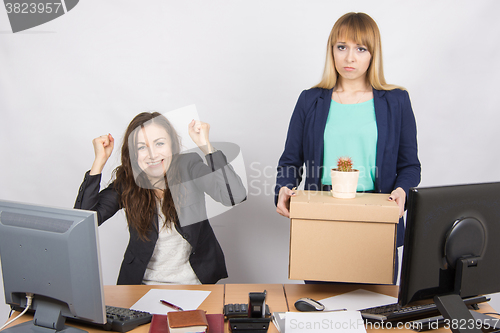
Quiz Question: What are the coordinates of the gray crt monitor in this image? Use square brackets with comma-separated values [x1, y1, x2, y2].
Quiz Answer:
[0, 199, 106, 332]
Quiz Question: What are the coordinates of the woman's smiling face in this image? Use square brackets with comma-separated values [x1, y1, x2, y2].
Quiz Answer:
[136, 123, 172, 181]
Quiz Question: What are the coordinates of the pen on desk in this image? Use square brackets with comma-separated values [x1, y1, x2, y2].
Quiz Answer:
[160, 300, 184, 311]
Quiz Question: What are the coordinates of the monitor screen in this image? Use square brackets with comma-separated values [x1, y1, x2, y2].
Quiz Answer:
[0, 199, 106, 332]
[399, 182, 500, 307]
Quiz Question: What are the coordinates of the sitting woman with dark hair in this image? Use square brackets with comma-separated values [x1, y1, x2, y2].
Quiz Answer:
[75, 112, 246, 285]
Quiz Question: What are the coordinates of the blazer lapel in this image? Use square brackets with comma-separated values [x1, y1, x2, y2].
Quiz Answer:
[373, 88, 387, 192]
[313, 88, 333, 187]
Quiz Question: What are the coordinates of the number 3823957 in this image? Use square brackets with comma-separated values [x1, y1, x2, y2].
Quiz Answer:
[443, 318, 500, 330]
[5, 3, 63, 14]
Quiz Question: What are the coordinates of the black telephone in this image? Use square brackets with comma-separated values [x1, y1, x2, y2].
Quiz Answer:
[224, 302, 271, 318]
[227, 291, 271, 332]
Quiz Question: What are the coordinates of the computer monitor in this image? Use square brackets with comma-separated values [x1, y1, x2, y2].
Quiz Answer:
[0, 199, 106, 332]
[398, 182, 500, 325]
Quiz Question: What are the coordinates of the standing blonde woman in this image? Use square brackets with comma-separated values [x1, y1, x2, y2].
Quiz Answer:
[275, 12, 420, 265]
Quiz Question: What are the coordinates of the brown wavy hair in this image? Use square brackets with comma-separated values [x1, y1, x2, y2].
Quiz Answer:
[113, 112, 181, 240]
[313, 12, 404, 91]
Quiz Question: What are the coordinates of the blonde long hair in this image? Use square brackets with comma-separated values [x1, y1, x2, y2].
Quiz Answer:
[313, 12, 404, 91]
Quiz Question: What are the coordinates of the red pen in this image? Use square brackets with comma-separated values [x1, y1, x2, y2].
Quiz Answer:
[160, 300, 184, 311]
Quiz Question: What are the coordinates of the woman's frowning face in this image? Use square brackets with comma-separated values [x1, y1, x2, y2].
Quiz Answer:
[333, 39, 372, 83]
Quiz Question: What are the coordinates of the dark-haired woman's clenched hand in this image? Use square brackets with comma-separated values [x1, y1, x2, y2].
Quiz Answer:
[90, 134, 114, 175]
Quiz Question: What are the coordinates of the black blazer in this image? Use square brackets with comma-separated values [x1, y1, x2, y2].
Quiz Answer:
[75, 150, 246, 284]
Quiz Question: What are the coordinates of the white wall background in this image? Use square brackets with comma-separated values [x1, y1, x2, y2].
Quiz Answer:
[1, 0, 500, 322]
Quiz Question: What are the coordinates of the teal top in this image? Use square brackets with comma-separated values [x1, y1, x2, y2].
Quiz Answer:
[321, 99, 378, 191]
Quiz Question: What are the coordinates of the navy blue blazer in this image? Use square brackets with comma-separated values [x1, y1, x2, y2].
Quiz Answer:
[275, 87, 420, 248]
[275, 87, 421, 204]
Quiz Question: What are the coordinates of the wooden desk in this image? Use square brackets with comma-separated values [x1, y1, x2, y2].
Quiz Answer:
[103, 284, 224, 314]
[4, 284, 498, 332]
[284, 283, 398, 303]
[3, 284, 224, 333]
[283, 284, 497, 333]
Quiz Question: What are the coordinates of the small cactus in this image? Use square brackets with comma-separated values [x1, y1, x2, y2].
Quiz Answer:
[336, 156, 353, 172]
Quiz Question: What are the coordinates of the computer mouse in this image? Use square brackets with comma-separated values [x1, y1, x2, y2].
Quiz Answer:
[294, 297, 325, 311]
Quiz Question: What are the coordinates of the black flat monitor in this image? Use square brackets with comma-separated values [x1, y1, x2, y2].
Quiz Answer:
[399, 182, 500, 329]
[0, 199, 106, 332]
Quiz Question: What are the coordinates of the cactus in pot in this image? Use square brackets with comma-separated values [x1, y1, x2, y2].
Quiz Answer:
[336, 156, 354, 172]
[331, 156, 359, 199]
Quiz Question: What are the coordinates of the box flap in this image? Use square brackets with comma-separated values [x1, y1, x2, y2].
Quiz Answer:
[290, 190, 399, 223]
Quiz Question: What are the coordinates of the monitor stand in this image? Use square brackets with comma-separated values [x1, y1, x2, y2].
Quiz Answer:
[3, 300, 88, 333]
[433, 257, 500, 333]
[434, 293, 482, 333]
[433, 218, 500, 333]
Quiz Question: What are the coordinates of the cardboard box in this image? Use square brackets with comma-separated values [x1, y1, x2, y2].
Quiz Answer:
[289, 190, 400, 284]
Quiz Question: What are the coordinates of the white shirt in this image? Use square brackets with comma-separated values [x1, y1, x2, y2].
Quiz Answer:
[142, 209, 201, 285]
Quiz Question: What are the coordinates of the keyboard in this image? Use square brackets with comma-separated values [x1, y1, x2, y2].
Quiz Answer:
[68, 305, 152, 332]
[101, 306, 152, 332]
[360, 295, 489, 322]
[12, 304, 152, 332]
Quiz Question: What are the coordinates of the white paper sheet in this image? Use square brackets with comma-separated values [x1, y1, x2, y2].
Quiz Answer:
[285, 311, 366, 333]
[320, 289, 397, 311]
[130, 289, 211, 315]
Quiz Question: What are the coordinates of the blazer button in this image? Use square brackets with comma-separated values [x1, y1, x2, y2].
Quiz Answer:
[183, 234, 189, 239]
